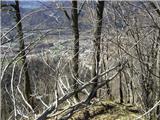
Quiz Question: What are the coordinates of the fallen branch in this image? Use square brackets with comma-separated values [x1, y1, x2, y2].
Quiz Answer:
[36, 61, 126, 120]
[136, 100, 160, 120]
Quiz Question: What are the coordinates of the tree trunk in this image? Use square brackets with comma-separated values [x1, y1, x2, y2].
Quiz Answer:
[88, 1, 104, 100]
[15, 0, 33, 108]
[156, 29, 160, 120]
[130, 58, 135, 104]
[71, 0, 79, 100]
[119, 71, 123, 103]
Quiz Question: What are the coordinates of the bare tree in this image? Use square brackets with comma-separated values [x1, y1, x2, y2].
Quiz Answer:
[88, 1, 104, 99]
[58, 0, 85, 100]
[1, 1, 160, 120]
[14, 0, 33, 108]
[71, 0, 80, 100]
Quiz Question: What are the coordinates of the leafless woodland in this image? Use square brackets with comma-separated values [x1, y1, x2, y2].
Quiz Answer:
[1, 1, 160, 120]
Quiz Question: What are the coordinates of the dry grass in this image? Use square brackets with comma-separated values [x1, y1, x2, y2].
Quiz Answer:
[71, 101, 143, 120]
[47, 100, 144, 120]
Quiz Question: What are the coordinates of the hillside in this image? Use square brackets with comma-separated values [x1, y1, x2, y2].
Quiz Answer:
[47, 100, 143, 120]
[1, 1, 160, 120]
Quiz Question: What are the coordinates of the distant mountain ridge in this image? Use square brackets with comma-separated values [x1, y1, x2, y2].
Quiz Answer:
[1, 1, 91, 34]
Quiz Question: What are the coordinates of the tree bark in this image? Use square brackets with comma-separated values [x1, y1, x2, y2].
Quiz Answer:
[71, 0, 80, 100]
[88, 1, 104, 99]
[15, 0, 33, 108]
[119, 71, 123, 103]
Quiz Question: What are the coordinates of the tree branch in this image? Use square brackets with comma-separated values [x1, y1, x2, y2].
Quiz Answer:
[36, 61, 127, 120]
[78, 1, 86, 16]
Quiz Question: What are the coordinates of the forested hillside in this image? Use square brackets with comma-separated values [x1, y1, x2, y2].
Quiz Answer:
[1, 1, 160, 120]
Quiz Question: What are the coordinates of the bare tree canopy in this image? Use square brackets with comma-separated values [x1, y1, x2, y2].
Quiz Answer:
[1, 1, 160, 120]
